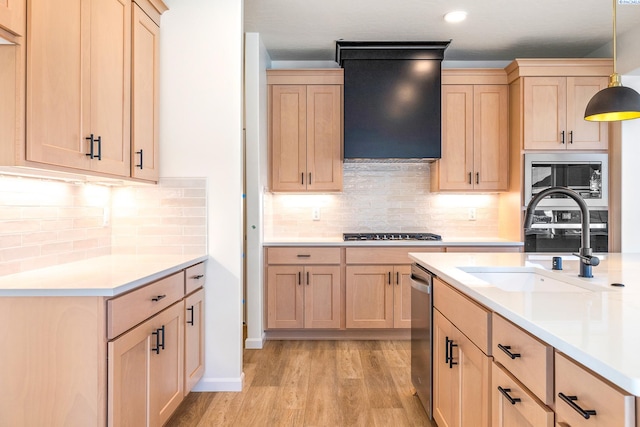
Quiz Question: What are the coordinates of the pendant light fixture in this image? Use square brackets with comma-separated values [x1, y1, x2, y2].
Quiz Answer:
[584, 0, 640, 121]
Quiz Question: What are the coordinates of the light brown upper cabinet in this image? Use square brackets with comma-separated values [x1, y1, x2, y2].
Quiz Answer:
[0, 0, 25, 38]
[433, 83, 509, 191]
[506, 59, 612, 152]
[268, 69, 343, 192]
[131, 0, 165, 182]
[26, 0, 132, 177]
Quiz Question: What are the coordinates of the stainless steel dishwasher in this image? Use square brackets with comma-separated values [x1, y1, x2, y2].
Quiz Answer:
[410, 262, 435, 419]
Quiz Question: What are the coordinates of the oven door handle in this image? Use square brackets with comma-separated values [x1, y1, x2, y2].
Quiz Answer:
[410, 275, 431, 293]
[529, 223, 607, 230]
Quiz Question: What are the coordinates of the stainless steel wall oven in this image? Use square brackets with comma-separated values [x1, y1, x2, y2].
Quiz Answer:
[524, 209, 608, 253]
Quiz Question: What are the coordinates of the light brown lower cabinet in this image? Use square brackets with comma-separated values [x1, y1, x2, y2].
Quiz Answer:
[432, 308, 491, 427]
[266, 265, 341, 329]
[492, 362, 554, 427]
[555, 352, 634, 427]
[184, 288, 205, 394]
[108, 301, 184, 427]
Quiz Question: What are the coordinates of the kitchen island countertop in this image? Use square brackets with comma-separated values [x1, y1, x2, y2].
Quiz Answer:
[0, 253, 209, 297]
[409, 251, 640, 396]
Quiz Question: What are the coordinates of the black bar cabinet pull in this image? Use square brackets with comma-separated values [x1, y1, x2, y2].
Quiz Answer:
[569, 130, 574, 144]
[151, 326, 165, 354]
[498, 344, 521, 359]
[448, 340, 458, 368]
[561, 130, 565, 144]
[396, 271, 399, 285]
[85, 134, 95, 159]
[296, 254, 311, 258]
[298, 272, 301, 285]
[445, 336, 451, 364]
[187, 306, 195, 325]
[306, 271, 309, 285]
[301, 173, 304, 185]
[476, 172, 479, 184]
[388, 272, 391, 285]
[468, 172, 472, 184]
[309, 172, 312, 185]
[498, 387, 522, 405]
[558, 392, 597, 419]
[96, 135, 102, 160]
[136, 149, 144, 169]
[151, 294, 166, 302]
[192, 274, 204, 280]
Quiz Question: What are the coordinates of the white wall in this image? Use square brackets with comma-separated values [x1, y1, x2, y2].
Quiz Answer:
[160, 0, 244, 391]
[620, 76, 640, 252]
[244, 33, 270, 349]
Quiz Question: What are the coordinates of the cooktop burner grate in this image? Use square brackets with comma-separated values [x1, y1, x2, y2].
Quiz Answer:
[343, 232, 442, 241]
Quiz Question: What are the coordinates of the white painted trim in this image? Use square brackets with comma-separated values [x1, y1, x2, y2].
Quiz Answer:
[191, 372, 245, 392]
[244, 333, 266, 349]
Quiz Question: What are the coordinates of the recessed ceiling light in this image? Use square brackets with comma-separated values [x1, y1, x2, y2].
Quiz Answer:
[444, 11, 467, 23]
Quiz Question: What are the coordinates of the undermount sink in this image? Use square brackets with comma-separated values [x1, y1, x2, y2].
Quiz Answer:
[460, 267, 604, 293]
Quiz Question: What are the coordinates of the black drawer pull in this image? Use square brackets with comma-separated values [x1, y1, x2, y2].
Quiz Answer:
[498, 344, 521, 359]
[136, 149, 144, 169]
[498, 387, 521, 405]
[558, 393, 597, 419]
[192, 274, 204, 280]
[296, 254, 311, 258]
[445, 337, 458, 368]
[187, 306, 195, 325]
[151, 294, 166, 302]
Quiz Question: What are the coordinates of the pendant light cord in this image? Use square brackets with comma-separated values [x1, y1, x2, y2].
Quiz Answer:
[612, 0, 617, 75]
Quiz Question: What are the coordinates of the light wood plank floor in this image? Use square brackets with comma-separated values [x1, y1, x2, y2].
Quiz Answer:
[166, 340, 436, 426]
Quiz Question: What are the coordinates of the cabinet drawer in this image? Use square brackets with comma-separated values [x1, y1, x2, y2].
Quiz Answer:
[433, 277, 490, 354]
[493, 314, 553, 405]
[185, 262, 205, 295]
[492, 362, 554, 427]
[107, 272, 184, 339]
[346, 246, 443, 264]
[267, 247, 340, 264]
[555, 352, 634, 427]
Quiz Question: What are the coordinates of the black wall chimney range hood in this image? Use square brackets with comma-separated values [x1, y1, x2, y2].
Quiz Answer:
[336, 41, 450, 160]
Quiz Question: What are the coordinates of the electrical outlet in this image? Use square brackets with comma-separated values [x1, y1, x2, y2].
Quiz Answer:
[312, 207, 321, 221]
[468, 207, 477, 221]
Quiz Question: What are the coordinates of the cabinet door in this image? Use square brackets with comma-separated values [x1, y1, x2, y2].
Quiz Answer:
[345, 265, 394, 328]
[0, 0, 25, 36]
[306, 84, 342, 191]
[26, 0, 91, 170]
[439, 85, 474, 190]
[270, 85, 307, 191]
[149, 302, 184, 427]
[456, 323, 491, 427]
[131, 2, 160, 181]
[433, 309, 458, 427]
[566, 76, 609, 150]
[473, 85, 508, 191]
[184, 288, 205, 395]
[523, 76, 567, 150]
[266, 265, 304, 328]
[304, 266, 341, 329]
[393, 265, 412, 328]
[492, 362, 554, 427]
[88, 0, 131, 176]
[26, 0, 131, 176]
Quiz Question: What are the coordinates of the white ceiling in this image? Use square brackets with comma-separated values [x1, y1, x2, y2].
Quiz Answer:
[244, 0, 640, 62]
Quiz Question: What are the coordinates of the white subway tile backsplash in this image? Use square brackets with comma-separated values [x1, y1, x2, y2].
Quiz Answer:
[265, 161, 500, 240]
[0, 176, 207, 274]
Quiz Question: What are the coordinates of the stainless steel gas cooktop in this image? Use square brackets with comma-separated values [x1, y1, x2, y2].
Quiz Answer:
[343, 232, 442, 241]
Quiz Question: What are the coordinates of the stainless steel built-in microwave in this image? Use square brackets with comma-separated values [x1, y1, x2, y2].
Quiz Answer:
[524, 153, 609, 208]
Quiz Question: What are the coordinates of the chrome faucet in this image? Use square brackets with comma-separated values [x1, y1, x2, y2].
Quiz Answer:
[523, 186, 600, 278]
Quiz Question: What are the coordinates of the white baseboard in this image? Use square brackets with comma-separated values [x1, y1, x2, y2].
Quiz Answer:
[244, 332, 265, 349]
[191, 372, 245, 392]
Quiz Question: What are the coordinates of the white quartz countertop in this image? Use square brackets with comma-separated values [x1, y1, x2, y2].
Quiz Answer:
[409, 252, 640, 396]
[0, 254, 209, 297]
[264, 237, 523, 247]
